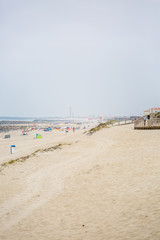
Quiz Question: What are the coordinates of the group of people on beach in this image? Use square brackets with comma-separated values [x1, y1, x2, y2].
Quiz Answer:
[144, 115, 150, 126]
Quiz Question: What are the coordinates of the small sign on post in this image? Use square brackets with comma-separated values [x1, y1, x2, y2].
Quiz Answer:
[10, 145, 16, 154]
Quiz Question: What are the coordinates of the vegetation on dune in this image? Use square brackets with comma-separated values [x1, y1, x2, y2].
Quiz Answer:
[149, 112, 160, 118]
[155, 112, 160, 118]
[87, 120, 116, 135]
[1, 143, 70, 168]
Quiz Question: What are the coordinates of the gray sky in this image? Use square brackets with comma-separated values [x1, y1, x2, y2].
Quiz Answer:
[1, 0, 160, 117]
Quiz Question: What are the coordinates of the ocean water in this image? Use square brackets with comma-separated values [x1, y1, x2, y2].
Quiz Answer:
[0, 117, 35, 121]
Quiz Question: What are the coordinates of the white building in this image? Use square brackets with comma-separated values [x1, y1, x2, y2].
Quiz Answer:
[144, 108, 160, 115]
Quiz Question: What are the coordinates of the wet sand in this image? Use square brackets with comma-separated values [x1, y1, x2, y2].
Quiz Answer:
[0, 124, 160, 240]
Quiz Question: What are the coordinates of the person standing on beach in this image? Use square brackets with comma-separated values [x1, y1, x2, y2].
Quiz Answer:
[147, 115, 150, 127]
[144, 116, 146, 126]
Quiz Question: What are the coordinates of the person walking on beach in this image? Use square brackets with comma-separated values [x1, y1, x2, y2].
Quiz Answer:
[144, 116, 146, 126]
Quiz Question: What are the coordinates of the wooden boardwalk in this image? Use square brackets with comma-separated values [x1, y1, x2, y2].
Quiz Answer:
[134, 118, 160, 130]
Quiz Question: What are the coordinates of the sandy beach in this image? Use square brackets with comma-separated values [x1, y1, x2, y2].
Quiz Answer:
[0, 124, 160, 240]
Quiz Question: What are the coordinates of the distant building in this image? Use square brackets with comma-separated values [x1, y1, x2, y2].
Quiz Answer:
[130, 116, 141, 120]
[113, 116, 130, 121]
[99, 116, 103, 120]
[144, 108, 160, 115]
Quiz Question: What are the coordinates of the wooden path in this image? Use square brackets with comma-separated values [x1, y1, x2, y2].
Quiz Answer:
[134, 118, 160, 130]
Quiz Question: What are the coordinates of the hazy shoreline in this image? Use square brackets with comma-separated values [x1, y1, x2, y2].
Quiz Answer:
[0, 119, 92, 133]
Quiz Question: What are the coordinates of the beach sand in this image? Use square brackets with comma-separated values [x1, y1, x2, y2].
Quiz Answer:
[0, 124, 160, 239]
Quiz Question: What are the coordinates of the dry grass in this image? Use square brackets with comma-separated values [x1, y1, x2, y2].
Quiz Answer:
[87, 123, 108, 135]
[87, 120, 117, 135]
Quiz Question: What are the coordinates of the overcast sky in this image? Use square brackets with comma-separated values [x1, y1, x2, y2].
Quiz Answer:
[1, 0, 160, 117]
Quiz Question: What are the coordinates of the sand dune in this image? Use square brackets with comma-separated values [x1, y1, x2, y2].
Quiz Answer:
[0, 124, 160, 239]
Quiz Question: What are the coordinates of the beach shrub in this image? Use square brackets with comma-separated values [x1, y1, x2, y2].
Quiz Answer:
[87, 120, 117, 135]
[88, 123, 107, 135]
